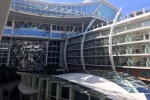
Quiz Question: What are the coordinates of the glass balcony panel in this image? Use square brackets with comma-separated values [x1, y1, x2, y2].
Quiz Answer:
[3, 28, 12, 35]
[143, 20, 150, 26]
[115, 19, 150, 34]
[13, 28, 50, 38]
[133, 62, 147, 67]
[131, 36, 143, 42]
[131, 48, 145, 54]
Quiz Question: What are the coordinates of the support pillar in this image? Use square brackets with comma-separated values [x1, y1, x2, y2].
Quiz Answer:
[32, 76, 35, 89]
[37, 78, 42, 100]
[0, 0, 12, 40]
[81, 19, 96, 71]
[82, 22, 84, 33]
[69, 86, 74, 100]
[56, 84, 61, 100]
[81, 34, 87, 71]
[45, 42, 49, 66]
[88, 95, 91, 100]
[64, 38, 69, 72]
[6, 21, 14, 66]
[46, 80, 51, 100]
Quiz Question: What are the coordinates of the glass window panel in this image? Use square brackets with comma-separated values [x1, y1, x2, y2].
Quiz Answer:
[66, 26, 70, 31]
[87, 5, 92, 14]
[61, 87, 69, 99]
[77, 6, 81, 12]
[61, 6, 67, 15]
[52, 25, 56, 30]
[51, 83, 57, 96]
[92, 3, 99, 12]
[95, 3, 117, 21]
[72, 6, 76, 11]
[67, 6, 71, 10]
[57, 26, 61, 31]
[82, 5, 86, 13]
[7, 21, 12, 27]
[61, 26, 64, 31]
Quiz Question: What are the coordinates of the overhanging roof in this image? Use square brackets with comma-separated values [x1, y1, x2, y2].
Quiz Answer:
[8, 10, 106, 27]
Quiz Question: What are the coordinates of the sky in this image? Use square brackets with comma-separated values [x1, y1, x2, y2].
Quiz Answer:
[43, 0, 150, 15]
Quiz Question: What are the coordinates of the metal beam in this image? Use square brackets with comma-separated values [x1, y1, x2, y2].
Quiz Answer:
[0, 0, 12, 40]
[64, 38, 69, 72]
[109, 8, 123, 73]
[85, 19, 96, 32]
[81, 19, 96, 72]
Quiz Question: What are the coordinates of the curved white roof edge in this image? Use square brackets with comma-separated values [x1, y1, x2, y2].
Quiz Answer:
[10, 10, 108, 23]
[27, 0, 100, 5]
[55, 73, 147, 100]
[10, 9, 89, 19]
[82, 0, 93, 3]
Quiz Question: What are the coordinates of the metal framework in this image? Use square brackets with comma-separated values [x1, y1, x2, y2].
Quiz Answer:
[11, 0, 87, 16]
[9, 39, 47, 73]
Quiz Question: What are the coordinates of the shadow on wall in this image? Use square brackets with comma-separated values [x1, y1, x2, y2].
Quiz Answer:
[9, 86, 20, 100]
[0, 65, 20, 84]
[44, 65, 60, 75]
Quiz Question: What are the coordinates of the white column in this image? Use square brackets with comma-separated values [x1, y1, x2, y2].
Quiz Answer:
[69, 86, 74, 100]
[45, 42, 49, 66]
[0, 0, 12, 40]
[56, 84, 61, 100]
[46, 80, 51, 100]
[82, 22, 84, 33]
[88, 95, 91, 100]
[81, 19, 96, 71]
[64, 38, 69, 72]
[109, 8, 123, 72]
[37, 78, 42, 100]
[32, 76, 35, 89]
[81, 34, 87, 71]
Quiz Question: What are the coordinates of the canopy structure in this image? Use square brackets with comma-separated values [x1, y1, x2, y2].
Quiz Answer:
[56, 73, 147, 100]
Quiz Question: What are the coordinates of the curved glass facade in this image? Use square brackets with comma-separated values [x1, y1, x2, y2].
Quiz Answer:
[2, 0, 118, 39]
[10, 0, 117, 21]
[3, 20, 79, 39]
[95, 3, 117, 21]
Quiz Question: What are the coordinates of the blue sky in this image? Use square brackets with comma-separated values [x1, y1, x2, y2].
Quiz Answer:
[44, 0, 150, 15]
